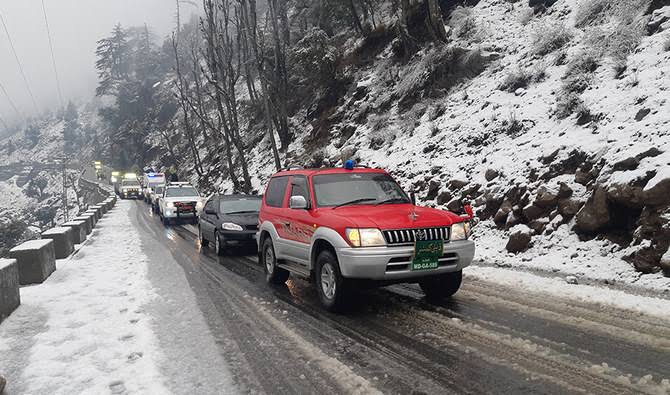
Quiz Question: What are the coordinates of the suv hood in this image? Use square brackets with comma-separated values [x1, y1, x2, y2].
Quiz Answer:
[323, 204, 464, 229]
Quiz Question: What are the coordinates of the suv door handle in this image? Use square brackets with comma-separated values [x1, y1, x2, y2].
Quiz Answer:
[281, 221, 291, 227]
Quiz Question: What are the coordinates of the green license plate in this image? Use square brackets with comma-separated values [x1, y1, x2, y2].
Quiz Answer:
[412, 240, 443, 271]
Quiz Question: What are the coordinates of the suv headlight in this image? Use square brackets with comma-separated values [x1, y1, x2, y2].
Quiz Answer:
[345, 228, 386, 247]
[451, 222, 471, 241]
[222, 222, 243, 231]
[166, 201, 175, 208]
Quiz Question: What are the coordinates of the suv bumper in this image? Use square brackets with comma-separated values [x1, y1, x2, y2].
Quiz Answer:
[337, 240, 474, 281]
[162, 209, 196, 219]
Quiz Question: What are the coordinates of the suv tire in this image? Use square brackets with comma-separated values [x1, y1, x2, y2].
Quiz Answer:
[199, 226, 209, 247]
[316, 250, 348, 312]
[262, 238, 289, 284]
[420, 270, 463, 300]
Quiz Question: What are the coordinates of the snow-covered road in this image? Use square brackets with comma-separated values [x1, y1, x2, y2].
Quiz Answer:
[0, 199, 235, 394]
[2, 199, 670, 394]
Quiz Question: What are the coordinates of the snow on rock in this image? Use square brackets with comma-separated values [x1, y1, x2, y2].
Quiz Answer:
[506, 224, 533, 253]
[0, 201, 169, 394]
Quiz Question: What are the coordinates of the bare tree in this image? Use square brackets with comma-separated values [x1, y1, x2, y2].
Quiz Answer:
[238, 0, 282, 170]
[172, 33, 205, 177]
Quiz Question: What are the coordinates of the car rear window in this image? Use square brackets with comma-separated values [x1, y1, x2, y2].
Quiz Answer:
[265, 176, 289, 207]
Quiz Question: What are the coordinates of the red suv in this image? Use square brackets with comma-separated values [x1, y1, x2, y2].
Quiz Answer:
[257, 162, 475, 311]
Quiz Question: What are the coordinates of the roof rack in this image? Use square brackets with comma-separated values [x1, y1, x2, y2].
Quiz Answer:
[277, 165, 304, 172]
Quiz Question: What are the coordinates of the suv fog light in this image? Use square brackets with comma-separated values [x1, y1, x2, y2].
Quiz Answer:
[451, 222, 470, 241]
[345, 228, 386, 247]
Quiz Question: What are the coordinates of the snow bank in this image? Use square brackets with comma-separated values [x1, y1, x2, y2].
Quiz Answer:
[465, 266, 670, 320]
[0, 201, 168, 394]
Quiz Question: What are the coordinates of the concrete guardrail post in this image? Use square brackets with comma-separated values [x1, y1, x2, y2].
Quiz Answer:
[72, 215, 93, 235]
[41, 227, 75, 259]
[62, 221, 87, 244]
[9, 239, 56, 285]
[95, 204, 108, 215]
[86, 208, 101, 221]
[83, 211, 98, 227]
[0, 258, 20, 322]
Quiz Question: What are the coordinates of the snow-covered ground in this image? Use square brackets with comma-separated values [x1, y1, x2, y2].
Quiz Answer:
[465, 266, 670, 320]
[0, 200, 235, 394]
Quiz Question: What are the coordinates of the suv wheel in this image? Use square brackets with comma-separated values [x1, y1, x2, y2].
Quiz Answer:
[419, 270, 463, 301]
[262, 238, 289, 284]
[316, 250, 347, 312]
[199, 226, 209, 247]
[214, 231, 225, 256]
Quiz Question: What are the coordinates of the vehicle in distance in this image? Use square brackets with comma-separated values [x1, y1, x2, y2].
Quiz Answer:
[257, 162, 475, 311]
[119, 174, 141, 199]
[158, 182, 204, 225]
[149, 185, 165, 213]
[199, 194, 262, 255]
[142, 172, 166, 203]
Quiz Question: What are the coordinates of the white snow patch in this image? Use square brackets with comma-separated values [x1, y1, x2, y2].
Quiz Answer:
[465, 266, 670, 320]
[0, 200, 169, 394]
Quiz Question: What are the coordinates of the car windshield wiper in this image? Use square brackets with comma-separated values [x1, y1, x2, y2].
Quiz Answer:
[225, 210, 258, 215]
[375, 197, 410, 205]
[332, 198, 377, 209]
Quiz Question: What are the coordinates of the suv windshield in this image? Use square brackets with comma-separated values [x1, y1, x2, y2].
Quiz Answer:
[165, 187, 199, 197]
[220, 198, 262, 214]
[313, 173, 410, 208]
[122, 180, 139, 187]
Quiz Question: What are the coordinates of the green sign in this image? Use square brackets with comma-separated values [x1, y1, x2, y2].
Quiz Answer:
[412, 240, 443, 271]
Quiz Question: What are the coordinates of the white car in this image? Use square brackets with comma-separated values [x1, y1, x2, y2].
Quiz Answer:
[142, 172, 166, 202]
[149, 185, 165, 213]
[158, 182, 204, 225]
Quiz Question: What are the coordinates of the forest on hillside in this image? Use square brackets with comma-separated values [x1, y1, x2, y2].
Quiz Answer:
[91, 0, 460, 191]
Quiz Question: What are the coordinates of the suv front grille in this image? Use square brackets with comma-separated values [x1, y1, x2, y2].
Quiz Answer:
[383, 227, 450, 245]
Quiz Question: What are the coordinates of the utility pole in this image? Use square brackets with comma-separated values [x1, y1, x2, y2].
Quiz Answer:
[60, 156, 68, 222]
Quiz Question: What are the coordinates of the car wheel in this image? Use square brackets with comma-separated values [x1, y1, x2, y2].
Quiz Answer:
[419, 270, 463, 301]
[262, 238, 288, 284]
[316, 250, 348, 312]
[214, 231, 225, 256]
[199, 226, 209, 247]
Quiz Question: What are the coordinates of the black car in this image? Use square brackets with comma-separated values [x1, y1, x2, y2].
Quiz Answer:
[198, 194, 262, 255]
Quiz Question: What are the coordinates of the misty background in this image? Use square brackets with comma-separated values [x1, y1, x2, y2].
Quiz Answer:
[0, 0, 197, 130]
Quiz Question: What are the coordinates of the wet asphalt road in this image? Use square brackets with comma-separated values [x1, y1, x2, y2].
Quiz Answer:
[128, 199, 670, 395]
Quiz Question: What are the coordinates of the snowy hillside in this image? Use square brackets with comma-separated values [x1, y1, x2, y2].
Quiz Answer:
[197, 0, 670, 289]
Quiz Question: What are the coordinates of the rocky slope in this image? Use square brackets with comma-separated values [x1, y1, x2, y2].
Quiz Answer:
[206, 0, 670, 287]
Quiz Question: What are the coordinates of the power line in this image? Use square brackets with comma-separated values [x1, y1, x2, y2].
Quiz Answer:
[40, 0, 64, 109]
[0, 78, 21, 118]
[0, 11, 40, 113]
[0, 113, 8, 130]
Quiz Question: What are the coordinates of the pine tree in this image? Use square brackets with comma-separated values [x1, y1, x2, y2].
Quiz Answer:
[24, 124, 40, 147]
[95, 24, 130, 96]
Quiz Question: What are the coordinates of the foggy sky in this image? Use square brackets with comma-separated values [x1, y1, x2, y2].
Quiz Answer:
[0, 0, 197, 128]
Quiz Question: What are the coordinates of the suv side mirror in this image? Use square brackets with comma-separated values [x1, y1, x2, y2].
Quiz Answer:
[289, 195, 308, 209]
[410, 192, 416, 205]
[205, 209, 217, 215]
